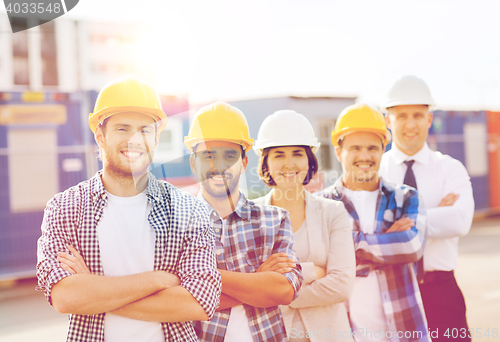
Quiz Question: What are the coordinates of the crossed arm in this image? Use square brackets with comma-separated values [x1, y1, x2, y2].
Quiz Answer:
[217, 257, 297, 310]
[54, 245, 209, 321]
[426, 161, 474, 239]
[61, 245, 296, 314]
[217, 213, 303, 310]
[353, 190, 427, 265]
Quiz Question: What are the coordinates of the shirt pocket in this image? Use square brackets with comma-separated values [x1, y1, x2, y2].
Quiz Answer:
[245, 246, 273, 269]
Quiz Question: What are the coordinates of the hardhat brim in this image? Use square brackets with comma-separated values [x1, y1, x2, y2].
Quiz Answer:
[253, 142, 320, 156]
[184, 137, 254, 153]
[384, 101, 435, 110]
[331, 127, 391, 147]
[89, 106, 168, 134]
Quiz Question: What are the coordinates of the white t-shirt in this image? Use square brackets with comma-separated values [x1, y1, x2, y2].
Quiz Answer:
[221, 218, 253, 342]
[343, 188, 389, 342]
[97, 191, 164, 342]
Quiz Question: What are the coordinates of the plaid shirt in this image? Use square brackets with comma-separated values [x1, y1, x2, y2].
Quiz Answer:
[193, 192, 303, 342]
[36, 172, 221, 342]
[315, 178, 429, 342]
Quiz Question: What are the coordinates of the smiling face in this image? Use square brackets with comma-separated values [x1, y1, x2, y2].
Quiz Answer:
[336, 131, 384, 191]
[95, 112, 157, 178]
[190, 140, 247, 199]
[387, 104, 433, 156]
[266, 146, 309, 191]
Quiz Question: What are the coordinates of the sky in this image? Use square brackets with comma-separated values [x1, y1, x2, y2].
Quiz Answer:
[13, 0, 500, 108]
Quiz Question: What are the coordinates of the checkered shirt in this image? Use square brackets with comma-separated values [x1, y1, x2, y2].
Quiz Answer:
[315, 178, 430, 342]
[193, 192, 303, 342]
[36, 171, 221, 342]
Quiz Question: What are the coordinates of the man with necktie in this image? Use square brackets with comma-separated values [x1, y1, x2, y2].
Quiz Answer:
[380, 75, 474, 342]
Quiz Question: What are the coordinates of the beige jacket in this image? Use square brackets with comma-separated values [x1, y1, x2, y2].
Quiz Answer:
[253, 190, 355, 341]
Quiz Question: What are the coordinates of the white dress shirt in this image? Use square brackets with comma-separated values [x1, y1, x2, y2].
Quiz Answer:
[380, 143, 474, 272]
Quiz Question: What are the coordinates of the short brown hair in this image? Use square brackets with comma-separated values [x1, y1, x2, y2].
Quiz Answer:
[258, 146, 318, 186]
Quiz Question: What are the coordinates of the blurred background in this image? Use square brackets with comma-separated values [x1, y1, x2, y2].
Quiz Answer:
[0, 0, 499, 340]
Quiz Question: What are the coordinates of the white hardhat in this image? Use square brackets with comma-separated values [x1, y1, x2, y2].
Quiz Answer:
[383, 75, 435, 109]
[253, 110, 320, 156]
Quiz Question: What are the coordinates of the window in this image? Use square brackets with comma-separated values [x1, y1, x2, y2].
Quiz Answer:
[40, 21, 58, 86]
[317, 118, 338, 171]
[153, 117, 184, 164]
[317, 118, 342, 185]
[8, 128, 59, 213]
[11, 17, 29, 86]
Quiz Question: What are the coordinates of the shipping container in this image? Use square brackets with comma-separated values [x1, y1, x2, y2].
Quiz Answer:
[486, 111, 500, 210]
[0, 90, 95, 280]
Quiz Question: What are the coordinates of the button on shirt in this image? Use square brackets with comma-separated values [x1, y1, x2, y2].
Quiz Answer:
[36, 172, 222, 342]
[315, 179, 429, 342]
[193, 192, 303, 342]
[380, 143, 474, 271]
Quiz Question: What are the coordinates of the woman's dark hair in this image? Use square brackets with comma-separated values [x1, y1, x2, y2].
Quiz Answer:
[257, 145, 318, 186]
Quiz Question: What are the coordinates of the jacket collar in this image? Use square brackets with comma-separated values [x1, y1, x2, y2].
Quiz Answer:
[260, 188, 319, 211]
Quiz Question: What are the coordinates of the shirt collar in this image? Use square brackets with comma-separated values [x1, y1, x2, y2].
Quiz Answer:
[197, 191, 252, 221]
[331, 175, 395, 197]
[90, 171, 106, 202]
[390, 142, 431, 166]
[144, 172, 162, 202]
[90, 171, 161, 203]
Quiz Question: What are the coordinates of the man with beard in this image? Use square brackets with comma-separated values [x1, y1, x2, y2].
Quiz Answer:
[315, 104, 430, 342]
[186, 102, 303, 342]
[36, 75, 221, 342]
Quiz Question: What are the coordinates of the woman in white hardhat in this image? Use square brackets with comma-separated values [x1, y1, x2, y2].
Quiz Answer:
[252, 110, 355, 342]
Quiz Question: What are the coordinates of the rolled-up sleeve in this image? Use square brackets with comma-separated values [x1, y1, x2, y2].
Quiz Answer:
[354, 188, 426, 265]
[36, 198, 73, 305]
[272, 214, 303, 300]
[178, 210, 222, 319]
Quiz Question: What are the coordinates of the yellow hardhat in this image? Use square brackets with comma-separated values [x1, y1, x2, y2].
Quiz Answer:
[184, 101, 254, 152]
[88, 75, 167, 134]
[331, 104, 391, 146]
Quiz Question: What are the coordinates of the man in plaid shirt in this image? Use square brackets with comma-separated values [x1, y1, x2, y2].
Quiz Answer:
[36, 75, 221, 342]
[184, 102, 303, 342]
[316, 104, 430, 342]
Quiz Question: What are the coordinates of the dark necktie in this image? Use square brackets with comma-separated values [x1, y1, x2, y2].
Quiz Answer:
[404, 160, 417, 189]
[403, 160, 424, 283]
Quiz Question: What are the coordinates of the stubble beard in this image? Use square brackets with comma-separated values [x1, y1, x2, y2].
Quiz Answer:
[201, 171, 240, 198]
[104, 151, 153, 184]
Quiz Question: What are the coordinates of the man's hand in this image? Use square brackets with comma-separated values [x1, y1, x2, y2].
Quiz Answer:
[386, 217, 415, 233]
[314, 266, 326, 280]
[57, 245, 90, 274]
[438, 193, 459, 207]
[256, 253, 296, 274]
[57, 245, 180, 288]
